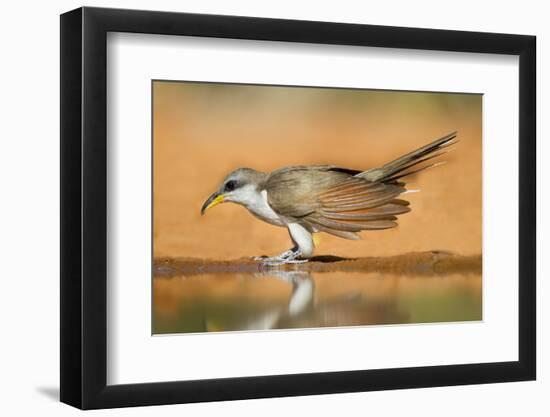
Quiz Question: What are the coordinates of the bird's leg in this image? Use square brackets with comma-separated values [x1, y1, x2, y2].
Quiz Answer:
[278, 247, 309, 264]
[275, 248, 297, 260]
[255, 247, 309, 265]
[254, 224, 314, 265]
[253, 246, 305, 264]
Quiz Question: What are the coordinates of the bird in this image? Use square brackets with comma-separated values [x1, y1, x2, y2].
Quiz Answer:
[201, 131, 457, 265]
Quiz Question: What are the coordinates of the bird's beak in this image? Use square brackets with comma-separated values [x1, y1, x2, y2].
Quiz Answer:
[201, 192, 225, 215]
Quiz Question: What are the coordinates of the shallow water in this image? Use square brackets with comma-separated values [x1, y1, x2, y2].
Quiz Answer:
[153, 269, 481, 334]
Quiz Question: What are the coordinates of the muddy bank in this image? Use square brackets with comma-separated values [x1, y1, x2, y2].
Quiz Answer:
[154, 251, 481, 277]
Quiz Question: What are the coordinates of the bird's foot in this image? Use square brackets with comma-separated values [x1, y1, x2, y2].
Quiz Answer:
[253, 249, 293, 261]
[254, 248, 309, 266]
[260, 259, 309, 266]
[280, 259, 309, 265]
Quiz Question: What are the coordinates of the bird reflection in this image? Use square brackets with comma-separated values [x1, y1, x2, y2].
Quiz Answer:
[237, 270, 314, 330]
[236, 269, 407, 331]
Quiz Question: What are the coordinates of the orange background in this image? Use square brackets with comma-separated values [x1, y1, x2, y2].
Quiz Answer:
[153, 81, 482, 260]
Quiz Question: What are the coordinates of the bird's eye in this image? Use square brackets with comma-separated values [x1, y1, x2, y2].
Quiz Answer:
[224, 180, 237, 192]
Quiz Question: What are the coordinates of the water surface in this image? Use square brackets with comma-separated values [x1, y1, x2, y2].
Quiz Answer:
[153, 263, 481, 334]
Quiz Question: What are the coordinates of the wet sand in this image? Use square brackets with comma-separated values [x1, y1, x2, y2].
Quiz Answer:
[154, 251, 481, 277]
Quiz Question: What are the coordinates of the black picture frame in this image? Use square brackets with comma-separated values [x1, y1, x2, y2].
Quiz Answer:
[60, 6, 536, 410]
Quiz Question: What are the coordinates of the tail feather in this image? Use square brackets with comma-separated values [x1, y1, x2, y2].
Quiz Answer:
[357, 131, 457, 183]
[386, 160, 447, 183]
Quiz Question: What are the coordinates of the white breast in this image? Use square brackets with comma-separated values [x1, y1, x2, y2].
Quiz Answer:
[247, 190, 286, 227]
[239, 188, 283, 227]
[226, 184, 286, 227]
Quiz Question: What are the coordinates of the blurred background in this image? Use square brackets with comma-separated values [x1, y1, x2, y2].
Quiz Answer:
[153, 81, 482, 260]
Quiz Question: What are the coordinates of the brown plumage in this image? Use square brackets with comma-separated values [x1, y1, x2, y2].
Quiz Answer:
[264, 131, 456, 240]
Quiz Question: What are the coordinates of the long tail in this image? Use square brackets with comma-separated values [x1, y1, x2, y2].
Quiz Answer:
[357, 131, 457, 183]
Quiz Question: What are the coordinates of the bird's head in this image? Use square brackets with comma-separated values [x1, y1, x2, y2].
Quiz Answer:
[200, 168, 266, 215]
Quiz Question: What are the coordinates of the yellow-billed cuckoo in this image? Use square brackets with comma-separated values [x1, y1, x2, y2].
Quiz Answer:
[201, 132, 457, 264]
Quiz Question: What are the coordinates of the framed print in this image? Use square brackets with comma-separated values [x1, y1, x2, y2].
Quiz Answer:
[60, 6, 536, 409]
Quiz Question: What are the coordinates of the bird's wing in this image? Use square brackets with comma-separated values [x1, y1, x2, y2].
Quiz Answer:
[305, 177, 410, 237]
[265, 166, 351, 218]
[266, 166, 410, 239]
